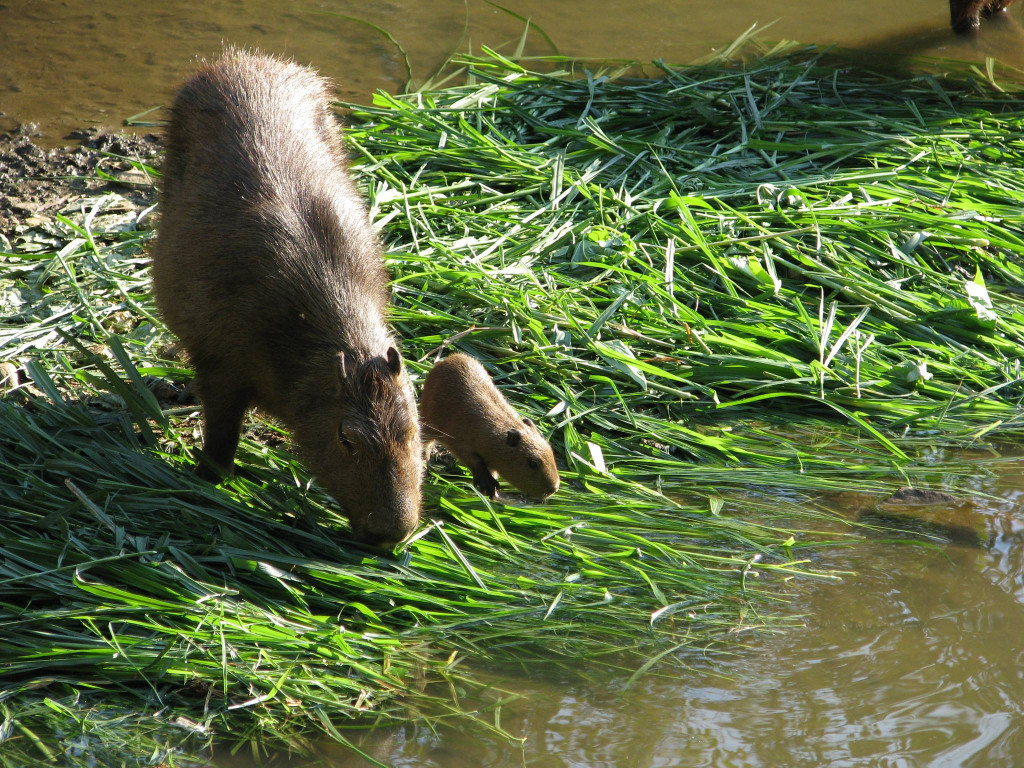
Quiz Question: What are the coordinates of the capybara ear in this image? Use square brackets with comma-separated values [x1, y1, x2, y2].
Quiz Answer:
[522, 417, 534, 427]
[386, 346, 401, 375]
[506, 428, 522, 447]
[335, 350, 352, 397]
[337, 350, 348, 379]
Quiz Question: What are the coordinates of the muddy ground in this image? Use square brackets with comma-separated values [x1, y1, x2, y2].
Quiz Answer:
[0, 125, 169, 403]
[0, 125, 161, 240]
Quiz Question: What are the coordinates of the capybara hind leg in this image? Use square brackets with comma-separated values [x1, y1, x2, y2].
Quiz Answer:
[195, 369, 252, 479]
[951, 0, 987, 31]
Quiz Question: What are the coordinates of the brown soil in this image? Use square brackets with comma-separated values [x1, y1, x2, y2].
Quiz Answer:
[0, 124, 161, 238]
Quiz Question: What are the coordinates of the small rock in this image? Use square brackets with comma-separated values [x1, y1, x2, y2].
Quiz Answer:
[158, 343, 182, 360]
[113, 168, 153, 187]
[0, 361, 19, 393]
[872, 487, 988, 547]
[9, 199, 39, 214]
[883, 487, 959, 505]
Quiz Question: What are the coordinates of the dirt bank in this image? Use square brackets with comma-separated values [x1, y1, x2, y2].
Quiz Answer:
[0, 125, 160, 239]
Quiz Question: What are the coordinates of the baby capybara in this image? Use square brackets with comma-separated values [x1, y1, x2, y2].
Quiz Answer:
[152, 48, 423, 546]
[950, 0, 1018, 32]
[420, 354, 559, 500]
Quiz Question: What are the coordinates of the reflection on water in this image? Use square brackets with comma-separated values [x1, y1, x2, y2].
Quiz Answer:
[238, 460, 1024, 767]
[2, 0, 1024, 143]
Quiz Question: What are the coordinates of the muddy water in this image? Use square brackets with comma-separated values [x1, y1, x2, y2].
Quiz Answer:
[208, 461, 1024, 768]
[255, 462, 1024, 768]
[3, 0, 1024, 143]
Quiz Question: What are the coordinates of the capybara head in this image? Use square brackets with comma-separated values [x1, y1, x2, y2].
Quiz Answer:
[295, 346, 423, 546]
[497, 417, 560, 500]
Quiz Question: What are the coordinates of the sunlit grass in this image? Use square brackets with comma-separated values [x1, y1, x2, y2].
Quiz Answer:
[2, 44, 1023, 765]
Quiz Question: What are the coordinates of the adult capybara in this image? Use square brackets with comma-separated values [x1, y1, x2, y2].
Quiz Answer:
[152, 48, 422, 546]
[950, 0, 1019, 32]
[420, 354, 559, 500]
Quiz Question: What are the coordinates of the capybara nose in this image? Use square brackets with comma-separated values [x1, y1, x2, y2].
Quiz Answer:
[355, 506, 419, 548]
[358, 531, 402, 550]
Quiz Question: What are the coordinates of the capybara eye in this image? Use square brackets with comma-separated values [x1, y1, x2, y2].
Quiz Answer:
[338, 425, 353, 452]
[528, 458, 540, 470]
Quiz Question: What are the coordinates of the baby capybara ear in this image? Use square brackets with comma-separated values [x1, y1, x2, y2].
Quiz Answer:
[506, 428, 522, 447]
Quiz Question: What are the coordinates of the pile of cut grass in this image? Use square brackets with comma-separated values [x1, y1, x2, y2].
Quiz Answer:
[2, 46, 1024, 766]
[360, 48, 1024, 448]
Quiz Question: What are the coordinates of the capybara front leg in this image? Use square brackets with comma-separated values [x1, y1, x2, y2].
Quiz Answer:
[195, 368, 252, 480]
[467, 453, 499, 499]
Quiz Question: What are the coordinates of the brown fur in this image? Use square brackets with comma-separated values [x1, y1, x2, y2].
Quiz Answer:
[151, 48, 422, 545]
[420, 354, 559, 500]
[950, 0, 1018, 32]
